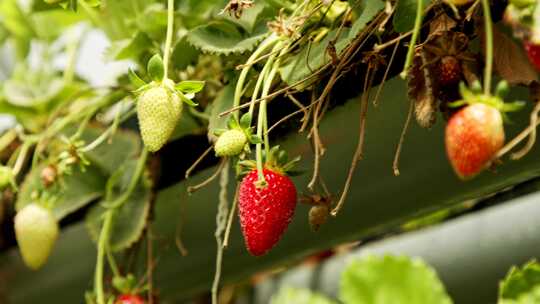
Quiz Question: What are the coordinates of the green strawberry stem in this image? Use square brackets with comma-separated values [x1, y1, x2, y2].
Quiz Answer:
[255, 43, 287, 185]
[211, 160, 229, 304]
[163, 0, 175, 80]
[103, 147, 148, 209]
[94, 147, 148, 304]
[481, 0, 494, 95]
[400, 0, 424, 79]
[81, 108, 137, 153]
[12, 141, 31, 177]
[234, 34, 280, 121]
[248, 51, 277, 120]
[95, 209, 114, 304]
[106, 249, 121, 278]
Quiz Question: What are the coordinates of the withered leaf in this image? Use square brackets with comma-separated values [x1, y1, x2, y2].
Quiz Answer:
[408, 50, 438, 128]
[428, 13, 457, 39]
[489, 25, 538, 86]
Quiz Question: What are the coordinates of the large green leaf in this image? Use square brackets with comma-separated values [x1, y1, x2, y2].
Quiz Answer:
[348, 0, 385, 39]
[85, 160, 151, 251]
[0, 0, 34, 58]
[106, 31, 153, 60]
[340, 255, 453, 304]
[280, 0, 383, 85]
[31, 9, 85, 40]
[82, 128, 141, 175]
[186, 20, 268, 55]
[172, 36, 200, 70]
[499, 260, 540, 302]
[207, 84, 234, 142]
[271, 288, 336, 304]
[16, 163, 105, 220]
[393, 0, 430, 33]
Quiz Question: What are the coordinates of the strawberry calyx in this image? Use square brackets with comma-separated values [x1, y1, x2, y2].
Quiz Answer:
[236, 145, 300, 179]
[130, 54, 204, 108]
[449, 81, 525, 120]
[213, 113, 262, 157]
[112, 273, 141, 295]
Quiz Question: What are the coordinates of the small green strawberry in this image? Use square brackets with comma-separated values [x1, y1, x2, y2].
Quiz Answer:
[215, 129, 248, 157]
[137, 85, 182, 152]
[14, 203, 59, 270]
[213, 113, 261, 157]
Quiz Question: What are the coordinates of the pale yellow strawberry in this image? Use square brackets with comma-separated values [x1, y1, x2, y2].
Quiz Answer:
[14, 204, 59, 270]
[214, 129, 248, 157]
[137, 86, 183, 152]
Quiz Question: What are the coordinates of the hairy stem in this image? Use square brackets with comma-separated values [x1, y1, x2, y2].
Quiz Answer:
[163, 0, 175, 80]
[234, 35, 279, 120]
[400, 0, 424, 79]
[95, 210, 114, 304]
[212, 160, 230, 304]
[481, 0, 493, 94]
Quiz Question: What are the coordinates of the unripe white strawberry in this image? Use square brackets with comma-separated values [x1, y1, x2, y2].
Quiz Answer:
[214, 129, 248, 157]
[14, 204, 59, 270]
[136, 86, 183, 152]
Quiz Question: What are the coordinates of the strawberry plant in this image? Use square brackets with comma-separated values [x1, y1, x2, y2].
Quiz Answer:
[0, 0, 540, 303]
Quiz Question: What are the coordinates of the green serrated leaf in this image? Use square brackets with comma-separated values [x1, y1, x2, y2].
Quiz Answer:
[393, 0, 430, 33]
[500, 260, 540, 301]
[270, 287, 336, 304]
[175, 81, 205, 94]
[186, 20, 268, 55]
[340, 255, 453, 304]
[279, 29, 350, 86]
[147, 54, 164, 81]
[280, 0, 383, 86]
[85, 160, 151, 251]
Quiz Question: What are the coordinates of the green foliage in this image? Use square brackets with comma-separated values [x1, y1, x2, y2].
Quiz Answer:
[271, 287, 337, 304]
[271, 255, 453, 304]
[393, 0, 431, 33]
[85, 159, 152, 251]
[340, 255, 453, 304]
[280, 0, 384, 85]
[187, 20, 268, 55]
[207, 84, 235, 141]
[499, 260, 540, 303]
[16, 163, 104, 220]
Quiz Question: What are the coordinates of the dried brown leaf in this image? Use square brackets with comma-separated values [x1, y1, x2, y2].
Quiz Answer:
[489, 26, 538, 86]
[408, 50, 437, 128]
[428, 13, 457, 38]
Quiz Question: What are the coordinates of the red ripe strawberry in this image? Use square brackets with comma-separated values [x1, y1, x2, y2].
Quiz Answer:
[238, 168, 297, 256]
[438, 56, 462, 86]
[524, 41, 540, 71]
[445, 103, 504, 179]
[115, 294, 144, 304]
